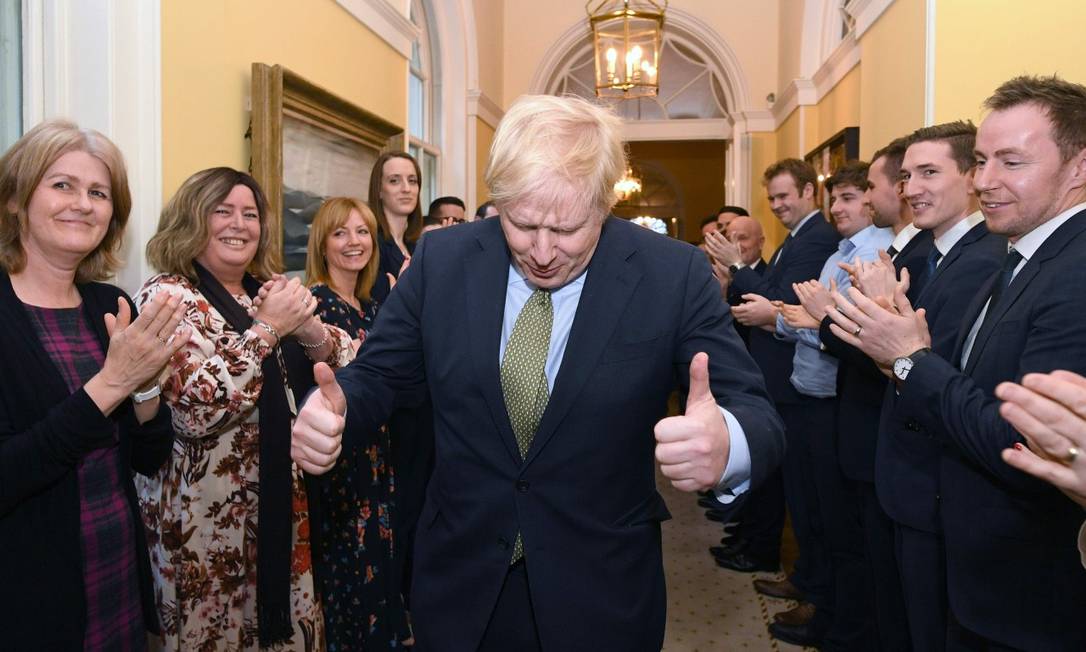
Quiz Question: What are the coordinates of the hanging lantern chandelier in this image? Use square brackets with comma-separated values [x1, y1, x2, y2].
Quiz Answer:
[586, 0, 667, 99]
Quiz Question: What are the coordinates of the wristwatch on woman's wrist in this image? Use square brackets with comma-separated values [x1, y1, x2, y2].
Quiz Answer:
[132, 384, 162, 404]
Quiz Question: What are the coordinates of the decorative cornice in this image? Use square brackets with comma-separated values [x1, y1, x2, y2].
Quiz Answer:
[734, 110, 775, 133]
[336, 0, 419, 60]
[467, 89, 504, 129]
[770, 33, 859, 127]
[622, 118, 732, 142]
[812, 32, 860, 99]
[851, 0, 896, 39]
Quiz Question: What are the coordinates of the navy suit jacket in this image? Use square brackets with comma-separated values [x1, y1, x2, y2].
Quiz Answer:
[877, 222, 1005, 531]
[894, 211, 1086, 650]
[336, 217, 784, 651]
[728, 258, 766, 346]
[730, 213, 839, 405]
[818, 228, 934, 482]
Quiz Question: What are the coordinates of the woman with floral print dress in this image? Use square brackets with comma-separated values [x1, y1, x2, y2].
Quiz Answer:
[304, 197, 410, 649]
[136, 168, 352, 651]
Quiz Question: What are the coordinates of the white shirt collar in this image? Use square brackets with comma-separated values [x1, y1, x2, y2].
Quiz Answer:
[1010, 202, 1086, 261]
[933, 211, 985, 257]
[788, 210, 820, 236]
[889, 222, 922, 254]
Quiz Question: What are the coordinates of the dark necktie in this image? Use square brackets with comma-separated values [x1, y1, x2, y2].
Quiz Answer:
[987, 249, 1024, 313]
[770, 235, 791, 267]
[925, 247, 942, 278]
[500, 288, 553, 562]
[887, 245, 899, 258]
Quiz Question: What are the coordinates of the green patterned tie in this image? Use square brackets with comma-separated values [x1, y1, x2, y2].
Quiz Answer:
[500, 288, 553, 563]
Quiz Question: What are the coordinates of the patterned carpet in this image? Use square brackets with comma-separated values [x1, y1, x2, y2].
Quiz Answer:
[660, 473, 814, 652]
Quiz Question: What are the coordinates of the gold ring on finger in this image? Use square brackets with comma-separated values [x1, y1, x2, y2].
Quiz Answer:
[1065, 446, 1080, 464]
[853, 326, 862, 337]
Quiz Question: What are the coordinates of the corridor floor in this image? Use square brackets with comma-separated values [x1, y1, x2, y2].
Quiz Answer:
[660, 474, 813, 652]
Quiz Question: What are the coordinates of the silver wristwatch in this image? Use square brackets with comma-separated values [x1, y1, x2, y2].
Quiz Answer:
[892, 348, 931, 382]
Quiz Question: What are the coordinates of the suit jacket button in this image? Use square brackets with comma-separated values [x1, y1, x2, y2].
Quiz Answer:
[497, 537, 509, 550]
[906, 419, 921, 432]
[516, 480, 530, 493]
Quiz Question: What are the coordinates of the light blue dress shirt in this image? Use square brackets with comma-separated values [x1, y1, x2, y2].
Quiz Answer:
[776, 224, 895, 397]
[501, 263, 752, 501]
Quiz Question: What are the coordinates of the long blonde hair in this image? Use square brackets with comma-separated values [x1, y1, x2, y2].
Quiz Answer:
[305, 197, 380, 302]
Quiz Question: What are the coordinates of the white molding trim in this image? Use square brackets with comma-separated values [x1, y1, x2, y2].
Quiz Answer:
[22, 0, 163, 294]
[467, 89, 504, 129]
[20, 0, 45, 127]
[924, 0, 936, 125]
[852, 0, 896, 39]
[622, 118, 731, 142]
[735, 110, 775, 133]
[336, 0, 419, 59]
[771, 34, 859, 127]
[427, 0, 471, 210]
[812, 32, 860, 99]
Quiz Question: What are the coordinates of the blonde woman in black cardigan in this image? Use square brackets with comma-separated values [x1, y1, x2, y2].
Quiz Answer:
[0, 120, 188, 650]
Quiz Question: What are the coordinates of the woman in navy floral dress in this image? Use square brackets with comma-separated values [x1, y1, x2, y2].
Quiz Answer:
[306, 197, 411, 649]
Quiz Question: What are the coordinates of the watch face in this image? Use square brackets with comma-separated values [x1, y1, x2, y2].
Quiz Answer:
[893, 357, 913, 380]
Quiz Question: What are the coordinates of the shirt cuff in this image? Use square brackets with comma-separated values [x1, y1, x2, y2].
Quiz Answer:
[712, 407, 752, 504]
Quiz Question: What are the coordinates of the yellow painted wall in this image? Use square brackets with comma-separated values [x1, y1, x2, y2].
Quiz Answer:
[475, 117, 495, 205]
[776, 107, 802, 160]
[749, 131, 788, 251]
[812, 65, 861, 148]
[473, 0, 504, 103]
[161, 0, 407, 201]
[777, 0, 805, 93]
[934, 0, 1086, 124]
[858, 0, 925, 157]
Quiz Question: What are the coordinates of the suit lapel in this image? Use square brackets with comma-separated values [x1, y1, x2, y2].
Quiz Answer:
[523, 218, 642, 468]
[919, 222, 983, 303]
[464, 223, 521, 464]
[962, 211, 1086, 374]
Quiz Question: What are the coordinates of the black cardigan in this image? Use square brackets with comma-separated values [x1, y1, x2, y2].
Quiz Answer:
[0, 271, 173, 650]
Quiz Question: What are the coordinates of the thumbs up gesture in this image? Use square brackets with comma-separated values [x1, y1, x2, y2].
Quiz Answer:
[654, 352, 731, 491]
[291, 362, 348, 475]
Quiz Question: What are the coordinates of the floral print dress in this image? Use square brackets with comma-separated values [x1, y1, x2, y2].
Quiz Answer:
[308, 285, 410, 650]
[135, 274, 352, 652]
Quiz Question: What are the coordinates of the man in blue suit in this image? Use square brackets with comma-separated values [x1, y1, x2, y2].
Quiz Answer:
[714, 160, 839, 631]
[827, 75, 1086, 651]
[290, 95, 785, 652]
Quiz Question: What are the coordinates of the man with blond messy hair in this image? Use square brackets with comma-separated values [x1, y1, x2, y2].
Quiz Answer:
[289, 95, 784, 651]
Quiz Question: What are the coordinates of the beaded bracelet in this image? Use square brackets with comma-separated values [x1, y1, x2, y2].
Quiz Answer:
[251, 319, 280, 346]
[298, 328, 329, 350]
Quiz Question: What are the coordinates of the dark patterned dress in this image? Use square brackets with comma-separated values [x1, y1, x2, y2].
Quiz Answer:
[24, 304, 146, 652]
[309, 284, 409, 650]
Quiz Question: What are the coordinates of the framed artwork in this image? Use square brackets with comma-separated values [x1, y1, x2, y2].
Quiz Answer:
[250, 63, 403, 272]
[805, 126, 859, 213]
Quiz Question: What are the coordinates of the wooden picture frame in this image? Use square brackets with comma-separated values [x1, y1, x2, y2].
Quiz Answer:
[805, 126, 859, 213]
[250, 63, 403, 272]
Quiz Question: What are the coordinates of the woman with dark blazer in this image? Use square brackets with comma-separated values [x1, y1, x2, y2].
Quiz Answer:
[0, 120, 188, 650]
[368, 150, 422, 304]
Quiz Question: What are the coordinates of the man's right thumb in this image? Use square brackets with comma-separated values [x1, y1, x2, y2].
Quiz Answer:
[314, 362, 346, 414]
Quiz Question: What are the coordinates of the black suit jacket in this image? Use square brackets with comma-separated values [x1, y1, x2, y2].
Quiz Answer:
[819, 228, 934, 482]
[337, 217, 784, 651]
[877, 222, 1005, 530]
[894, 211, 1086, 650]
[728, 258, 766, 346]
[730, 213, 839, 405]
